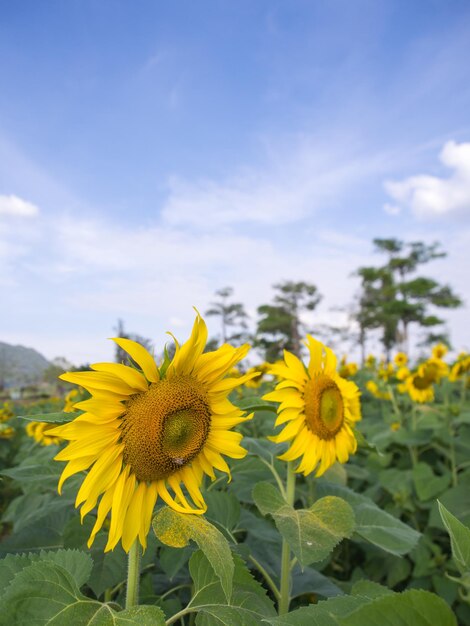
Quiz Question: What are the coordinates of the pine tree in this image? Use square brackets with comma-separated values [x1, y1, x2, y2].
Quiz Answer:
[354, 239, 462, 357]
[255, 281, 321, 361]
[205, 287, 250, 347]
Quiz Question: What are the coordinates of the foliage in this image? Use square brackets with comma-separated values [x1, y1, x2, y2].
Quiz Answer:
[255, 281, 322, 361]
[205, 286, 250, 347]
[353, 239, 462, 358]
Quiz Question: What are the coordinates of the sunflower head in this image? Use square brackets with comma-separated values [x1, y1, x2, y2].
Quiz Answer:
[394, 352, 408, 368]
[431, 343, 448, 360]
[406, 371, 434, 403]
[264, 336, 361, 477]
[50, 312, 253, 552]
[26, 421, 63, 446]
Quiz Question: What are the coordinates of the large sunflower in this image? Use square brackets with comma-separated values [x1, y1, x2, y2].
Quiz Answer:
[50, 313, 252, 552]
[264, 336, 361, 477]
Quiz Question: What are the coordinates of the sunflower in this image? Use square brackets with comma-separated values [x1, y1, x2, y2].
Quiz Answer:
[49, 313, 252, 553]
[394, 352, 408, 368]
[26, 421, 63, 446]
[432, 343, 448, 360]
[418, 358, 448, 383]
[405, 372, 434, 403]
[449, 354, 470, 382]
[264, 336, 361, 477]
[366, 380, 391, 400]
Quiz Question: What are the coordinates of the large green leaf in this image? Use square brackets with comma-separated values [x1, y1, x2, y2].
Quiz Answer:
[0, 549, 93, 593]
[253, 482, 355, 566]
[0, 460, 61, 488]
[2, 492, 75, 534]
[316, 481, 420, 555]
[152, 506, 234, 602]
[429, 484, 470, 529]
[413, 463, 450, 501]
[0, 559, 166, 625]
[264, 588, 457, 626]
[186, 550, 276, 626]
[438, 500, 470, 573]
[341, 589, 457, 626]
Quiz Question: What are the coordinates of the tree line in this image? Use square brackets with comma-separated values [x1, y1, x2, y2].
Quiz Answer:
[115, 238, 462, 365]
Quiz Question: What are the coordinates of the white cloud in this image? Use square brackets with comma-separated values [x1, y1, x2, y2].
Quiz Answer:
[161, 138, 392, 228]
[0, 194, 39, 217]
[384, 141, 470, 219]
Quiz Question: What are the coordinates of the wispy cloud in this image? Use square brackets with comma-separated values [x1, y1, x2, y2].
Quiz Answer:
[162, 137, 393, 229]
[0, 194, 39, 217]
[384, 141, 470, 219]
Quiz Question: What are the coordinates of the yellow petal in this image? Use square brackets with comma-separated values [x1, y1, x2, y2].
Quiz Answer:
[87, 486, 115, 548]
[59, 371, 135, 396]
[58, 455, 96, 494]
[91, 362, 148, 392]
[111, 337, 160, 383]
[121, 481, 145, 553]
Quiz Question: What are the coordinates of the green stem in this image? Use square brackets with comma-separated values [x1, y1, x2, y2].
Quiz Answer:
[258, 457, 287, 500]
[444, 385, 458, 487]
[279, 462, 296, 615]
[387, 384, 402, 422]
[125, 540, 141, 609]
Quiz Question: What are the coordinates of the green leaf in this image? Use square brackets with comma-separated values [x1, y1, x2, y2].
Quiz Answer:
[264, 589, 457, 626]
[94, 605, 167, 625]
[2, 492, 74, 533]
[0, 460, 61, 487]
[187, 550, 276, 626]
[413, 463, 450, 501]
[229, 456, 274, 503]
[252, 482, 355, 566]
[316, 481, 420, 556]
[429, 484, 470, 529]
[340, 589, 457, 626]
[18, 411, 80, 423]
[152, 507, 234, 603]
[0, 559, 165, 626]
[0, 549, 93, 593]
[204, 490, 241, 533]
[438, 500, 470, 572]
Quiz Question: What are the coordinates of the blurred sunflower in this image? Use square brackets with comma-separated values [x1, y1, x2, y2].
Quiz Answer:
[393, 352, 408, 368]
[26, 421, 63, 446]
[449, 354, 470, 381]
[0, 402, 14, 423]
[378, 361, 395, 381]
[406, 372, 434, 403]
[63, 388, 80, 413]
[432, 343, 448, 360]
[0, 424, 15, 439]
[366, 380, 391, 400]
[338, 356, 358, 379]
[264, 336, 361, 477]
[418, 358, 448, 383]
[49, 312, 252, 552]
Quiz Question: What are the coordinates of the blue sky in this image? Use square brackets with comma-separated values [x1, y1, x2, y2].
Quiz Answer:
[1, 0, 470, 363]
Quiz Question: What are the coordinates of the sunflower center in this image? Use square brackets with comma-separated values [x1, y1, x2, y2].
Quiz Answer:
[304, 374, 344, 440]
[120, 375, 211, 481]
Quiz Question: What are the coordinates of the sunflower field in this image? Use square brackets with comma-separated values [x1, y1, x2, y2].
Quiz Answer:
[0, 314, 469, 625]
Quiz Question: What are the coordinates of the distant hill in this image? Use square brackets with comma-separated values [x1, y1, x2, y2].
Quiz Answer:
[0, 341, 51, 388]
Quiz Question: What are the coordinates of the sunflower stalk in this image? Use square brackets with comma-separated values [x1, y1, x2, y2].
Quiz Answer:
[279, 461, 296, 615]
[125, 540, 141, 609]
